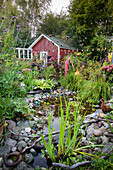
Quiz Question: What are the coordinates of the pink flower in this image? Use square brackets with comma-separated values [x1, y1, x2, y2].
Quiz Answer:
[22, 68, 28, 71]
[29, 69, 32, 71]
[105, 58, 109, 61]
[101, 66, 107, 71]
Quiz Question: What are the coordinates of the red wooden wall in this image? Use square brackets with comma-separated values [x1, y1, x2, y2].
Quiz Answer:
[32, 37, 58, 60]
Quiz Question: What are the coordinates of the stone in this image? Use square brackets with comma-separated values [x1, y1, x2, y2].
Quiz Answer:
[0, 157, 3, 167]
[16, 161, 28, 170]
[11, 133, 19, 140]
[18, 136, 26, 141]
[101, 136, 109, 144]
[0, 145, 11, 157]
[93, 129, 102, 136]
[5, 138, 17, 147]
[89, 110, 102, 118]
[26, 153, 34, 164]
[99, 126, 106, 133]
[3, 164, 10, 170]
[97, 137, 102, 144]
[103, 122, 110, 129]
[12, 147, 17, 152]
[29, 121, 35, 127]
[17, 120, 29, 127]
[94, 147, 102, 153]
[87, 127, 94, 138]
[102, 143, 113, 153]
[95, 105, 100, 109]
[68, 98, 73, 101]
[25, 137, 30, 142]
[30, 149, 36, 154]
[25, 127, 31, 133]
[6, 120, 16, 130]
[99, 113, 106, 118]
[17, 141, 27, 149]
[33, 153, 47, 169]
[24, 154, 29, 162]
[33, 117, 38, 122]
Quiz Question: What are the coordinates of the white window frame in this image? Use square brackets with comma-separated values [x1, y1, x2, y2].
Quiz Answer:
[40, 51, 48, 64]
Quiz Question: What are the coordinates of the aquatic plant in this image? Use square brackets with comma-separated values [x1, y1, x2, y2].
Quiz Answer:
[40, 112, 56, 162]
[40, 93, 86, 164]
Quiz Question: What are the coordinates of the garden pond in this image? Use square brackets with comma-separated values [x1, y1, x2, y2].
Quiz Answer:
[0, 87, 113, 170]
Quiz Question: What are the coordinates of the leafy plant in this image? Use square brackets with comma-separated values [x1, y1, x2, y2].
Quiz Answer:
[40, 93, 86, 164]
[104, 113, 113, 133]
[33, 79, 57, 90]
[40, 112, 56, 162]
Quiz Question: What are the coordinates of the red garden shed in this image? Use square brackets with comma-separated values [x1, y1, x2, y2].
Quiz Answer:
[28, 34, 76, 64]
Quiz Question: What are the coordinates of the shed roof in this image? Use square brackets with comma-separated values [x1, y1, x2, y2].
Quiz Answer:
[45, 35, 75, 50]
[28, 34, 76, 50]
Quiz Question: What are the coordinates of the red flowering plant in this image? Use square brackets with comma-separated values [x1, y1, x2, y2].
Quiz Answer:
[101, 64, 113, 78]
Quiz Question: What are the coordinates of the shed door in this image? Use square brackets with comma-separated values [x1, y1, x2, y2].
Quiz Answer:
[40, 51, 48, 64]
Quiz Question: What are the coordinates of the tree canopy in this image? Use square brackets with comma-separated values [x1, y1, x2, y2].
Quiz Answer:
[69, 0, 113, 47]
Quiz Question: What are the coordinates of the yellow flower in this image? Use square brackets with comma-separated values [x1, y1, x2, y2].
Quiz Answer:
[75, 67, 80, 75]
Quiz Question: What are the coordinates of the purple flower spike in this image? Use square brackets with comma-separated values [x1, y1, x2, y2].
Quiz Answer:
[19, 23, 22, 26]
[11, 15, 16, 19]
[57, 40, 59, 43]
[60, 44, 63, 47]
[16, 25, 20, 28]
[50, 105, 55, 108]
[49, 34, 52, 37]
[10, 19, 14, 22]
[66, 35, 70, 39]
[4, 29, 7, 32]
[17, 71, 21, 74]
[19, 39, 22, 42]
[25, 76, 27, 79]
[17, 28, 22, 31]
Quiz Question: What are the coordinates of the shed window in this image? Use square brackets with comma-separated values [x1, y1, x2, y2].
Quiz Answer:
[40, 51, 48, 63]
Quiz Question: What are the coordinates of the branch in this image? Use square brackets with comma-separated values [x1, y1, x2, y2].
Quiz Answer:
[92, 117, 113, 123]
[52, 161, 92, 169]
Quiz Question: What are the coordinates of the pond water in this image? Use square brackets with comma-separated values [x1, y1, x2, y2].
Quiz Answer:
[31, 92, 100, 169]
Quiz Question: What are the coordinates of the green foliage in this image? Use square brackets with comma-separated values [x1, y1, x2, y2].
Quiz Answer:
[33, 79, 57, 90]
[40, 112, 56, 162]
[40, 94, 86, 164]
[104, 113, 113, 133]
[91, 155, 113, 170]
[60, 56, 111, 104]
[69, 0, 113, 47]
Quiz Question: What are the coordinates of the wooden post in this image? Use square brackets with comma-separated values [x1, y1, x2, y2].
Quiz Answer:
[27, 50, 29, 59]
[58, 47, 60, 64]
[18, 49, 20, 59]
[31, 50, 33, 59]
[23, 50, 25, 59]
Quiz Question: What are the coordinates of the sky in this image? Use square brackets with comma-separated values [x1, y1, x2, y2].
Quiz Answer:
[50, 0, 70, 14]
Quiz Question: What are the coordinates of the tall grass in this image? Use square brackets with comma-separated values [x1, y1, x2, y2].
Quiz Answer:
[40, 93, 86, 163]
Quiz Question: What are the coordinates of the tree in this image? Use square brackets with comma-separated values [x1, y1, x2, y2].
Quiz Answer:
[69, 0, 113, 47]
[37, 11, 77, 47]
